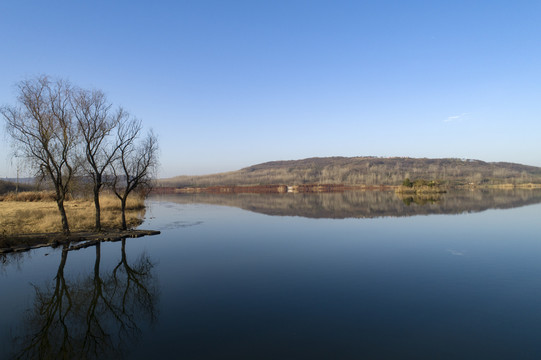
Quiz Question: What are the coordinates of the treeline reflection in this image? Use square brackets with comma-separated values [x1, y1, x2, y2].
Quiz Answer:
[10, 240, 158, 360]
[154, 189, 541, 219]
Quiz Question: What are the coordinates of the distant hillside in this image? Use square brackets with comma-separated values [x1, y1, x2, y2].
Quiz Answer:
[160, 157, 541, 187]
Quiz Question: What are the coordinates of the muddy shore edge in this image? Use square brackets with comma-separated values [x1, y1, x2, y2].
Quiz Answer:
[0, 230, 161, 254]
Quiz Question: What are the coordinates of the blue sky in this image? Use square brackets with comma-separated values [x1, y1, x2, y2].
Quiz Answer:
[1, 1, 540, 178]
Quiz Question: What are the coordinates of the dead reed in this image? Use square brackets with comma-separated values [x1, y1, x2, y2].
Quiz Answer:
[0, 191, 58, 202]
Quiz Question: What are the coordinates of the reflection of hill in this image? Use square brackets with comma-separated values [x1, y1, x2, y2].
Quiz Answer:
[152, 189, 541, 219]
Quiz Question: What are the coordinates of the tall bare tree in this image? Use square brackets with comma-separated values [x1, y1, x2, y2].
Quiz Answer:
[71, 88, 126, 231]
[112, 118, 158, 230]
[1, 76, 78, 235]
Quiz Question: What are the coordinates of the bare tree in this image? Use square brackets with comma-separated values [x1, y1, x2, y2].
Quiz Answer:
[111, 118, 158, 230]
[71, 88, 126, 231]
[1, 76, 78, 235]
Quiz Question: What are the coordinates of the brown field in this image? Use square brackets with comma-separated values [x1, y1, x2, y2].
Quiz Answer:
[0, 192, 145, 235]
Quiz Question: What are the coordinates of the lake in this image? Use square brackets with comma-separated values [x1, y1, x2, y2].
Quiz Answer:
[2, 190, 541, 359]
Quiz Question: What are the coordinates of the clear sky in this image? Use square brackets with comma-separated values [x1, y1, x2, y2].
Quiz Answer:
[1, 0, 540, 178]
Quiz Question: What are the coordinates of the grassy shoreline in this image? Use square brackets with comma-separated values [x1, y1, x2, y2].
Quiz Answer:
[0, 192, 146, 236]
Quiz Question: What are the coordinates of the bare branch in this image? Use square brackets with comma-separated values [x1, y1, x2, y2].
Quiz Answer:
[71, 88, 127, 230]
[1, 76, 78, 234]
[111, 118, 158, 230]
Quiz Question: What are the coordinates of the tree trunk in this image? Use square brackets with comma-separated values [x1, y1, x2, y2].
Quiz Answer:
[121, 238, 127, 262]
[94, 242, 101, 277]
[93, 184, 101, 231]
[121, 197, 127, 230]
[56, 198, 70, 235]
[58, 244, 69, 279]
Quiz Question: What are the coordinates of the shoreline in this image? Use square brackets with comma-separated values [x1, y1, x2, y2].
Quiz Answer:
[153, 184, 398, 194]
[152, 183, 541, 194]
[0, 229, 160, 254]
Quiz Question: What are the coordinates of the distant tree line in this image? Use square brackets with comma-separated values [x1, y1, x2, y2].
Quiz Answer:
[1, 75, 159, 234]
[0, 179, 33, 194]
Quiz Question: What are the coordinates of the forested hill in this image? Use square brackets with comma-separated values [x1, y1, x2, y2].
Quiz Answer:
[160, 157, 541, 187]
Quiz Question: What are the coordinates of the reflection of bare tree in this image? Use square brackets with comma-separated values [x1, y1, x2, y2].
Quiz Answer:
[1, 251, 29, 273]
[12, 240, 158, 359]
[13, 244, 71, 359]
[111, 239, 157, 340]
[76, 242, 119, 358]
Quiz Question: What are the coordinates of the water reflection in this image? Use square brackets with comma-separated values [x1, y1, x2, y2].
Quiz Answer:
[151, 189, 541, 218]
[0, 251, 29, 272]
[10, 240, 158, 360]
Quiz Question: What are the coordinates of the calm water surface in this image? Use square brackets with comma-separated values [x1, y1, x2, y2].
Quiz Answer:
[2, 190, 541, 359]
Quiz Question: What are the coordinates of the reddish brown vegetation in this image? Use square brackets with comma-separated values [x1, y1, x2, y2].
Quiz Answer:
[152, 184, 397, 194]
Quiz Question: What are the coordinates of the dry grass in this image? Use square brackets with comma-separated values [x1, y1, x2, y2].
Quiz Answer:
[0, 191, 58, 202]
[0, 194, 145, 235]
